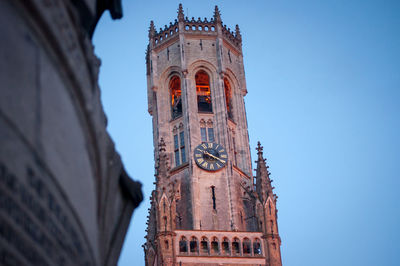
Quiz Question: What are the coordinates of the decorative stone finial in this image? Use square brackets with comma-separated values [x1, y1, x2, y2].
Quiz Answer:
[149, 20, 155, 39]
[178, 3, 184, 21]
[235, 24, 242, 40]
[214, 5, 221, 22]
[256, 141, 264, 158]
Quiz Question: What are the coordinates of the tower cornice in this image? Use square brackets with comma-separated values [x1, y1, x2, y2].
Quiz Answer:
[148, 4, 242, 53]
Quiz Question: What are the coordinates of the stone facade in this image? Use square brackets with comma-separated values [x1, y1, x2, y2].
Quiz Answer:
[0, 1, 142, 265]
[144, 4, 282, 266]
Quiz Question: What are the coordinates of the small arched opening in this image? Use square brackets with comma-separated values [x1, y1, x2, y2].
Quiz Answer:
[179, 236, 188, 253]
[242, 238, 251, 255]
[190, 236, 199, 253]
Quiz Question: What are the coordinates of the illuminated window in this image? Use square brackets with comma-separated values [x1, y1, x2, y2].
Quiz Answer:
[196, 70, 212, 112]
[170, 75, 182, 119]
[224, 78, 233, 120]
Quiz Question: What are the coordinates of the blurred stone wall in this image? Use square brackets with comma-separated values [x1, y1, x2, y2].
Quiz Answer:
[0, 1, 142, 265]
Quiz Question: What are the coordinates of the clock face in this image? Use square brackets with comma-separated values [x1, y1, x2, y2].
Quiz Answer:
[194, 142, 228, 171]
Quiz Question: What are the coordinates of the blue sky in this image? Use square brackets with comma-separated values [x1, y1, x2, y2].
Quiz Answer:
[93, 1, 400, 265]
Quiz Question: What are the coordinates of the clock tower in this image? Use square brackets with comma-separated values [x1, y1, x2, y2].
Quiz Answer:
[144, 5, 282, 266]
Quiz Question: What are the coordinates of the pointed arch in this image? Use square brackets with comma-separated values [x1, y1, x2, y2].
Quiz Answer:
[169, 75, 182, 119]
[224, 77, 233, 119]
[195, 70, 212, 112]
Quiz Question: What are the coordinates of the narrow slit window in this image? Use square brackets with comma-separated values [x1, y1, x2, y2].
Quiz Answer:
[211, 186, 216, 210]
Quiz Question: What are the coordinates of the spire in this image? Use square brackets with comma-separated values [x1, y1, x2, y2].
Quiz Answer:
[213, 5, 221, 23]
[156, 138, 170, 180]
[255, 142, 275, 204]
[177, 3, 184, 21]
[235, 24, 242, 40]
[149, 20, 156, 39]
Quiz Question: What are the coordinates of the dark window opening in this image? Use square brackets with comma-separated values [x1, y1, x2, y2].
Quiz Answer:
[232, 239, 240, 255]
[253, 240, 262, 255]
[211, 238, 219, 254]
[179, 237, 188, 253]
[170, 76, 182, 119]
[165, 240, 169, 250]
[196, 70, 212, 112]
[211, 186, 216, 210]
[243, 238, 251, 255]
[200, 238, 209, 254]
[190, 237, 198, 253]
[222, 239, 230, 255]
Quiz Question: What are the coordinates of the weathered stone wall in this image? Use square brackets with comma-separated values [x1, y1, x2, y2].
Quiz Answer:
[0, 1, 142, 265]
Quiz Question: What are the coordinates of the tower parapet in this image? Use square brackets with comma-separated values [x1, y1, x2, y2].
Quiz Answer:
[149, 5, 242, 51]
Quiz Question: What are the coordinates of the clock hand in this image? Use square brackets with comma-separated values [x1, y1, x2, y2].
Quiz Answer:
[203, 151, 225, 163]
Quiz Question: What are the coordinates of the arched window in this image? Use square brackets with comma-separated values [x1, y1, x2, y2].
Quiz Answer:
[170, 75, 182, 119]
[211, 237, 219, 255]
[179, 236, 188, 253]
[242, 238, 251, 255]
[222, 237, 230, 255]
[195, 70, 212, 112]
[253, 238, 262, 255]
[190, 236, 199, 253]
[232, 238, 240, 255]
[200, 237, 209, 254]
[224, 78, 233, 119]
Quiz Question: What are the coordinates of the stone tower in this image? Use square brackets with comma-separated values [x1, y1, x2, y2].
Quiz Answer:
[144, 4, 282, 266]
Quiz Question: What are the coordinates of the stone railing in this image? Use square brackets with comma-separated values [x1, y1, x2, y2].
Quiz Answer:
[174, 230, 264, 257]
